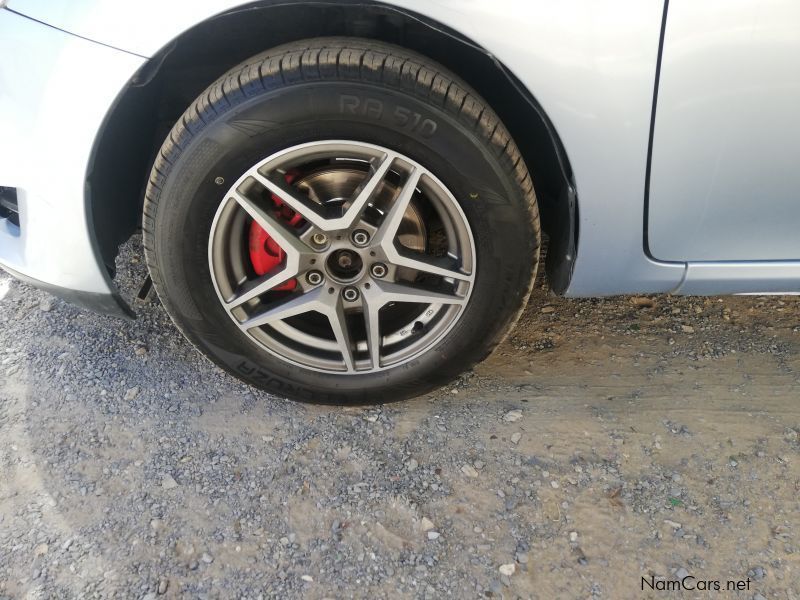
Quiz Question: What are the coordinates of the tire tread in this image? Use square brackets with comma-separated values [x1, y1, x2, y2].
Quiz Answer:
[143, 37, 540, 403]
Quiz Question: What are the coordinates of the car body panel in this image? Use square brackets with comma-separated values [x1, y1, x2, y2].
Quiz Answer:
[2, 0, 797, 309]
[649, 0, 800, 262]
[676, 261, 800, 295]
[4, 0, 688, 301]
[0, 9, 144, 297]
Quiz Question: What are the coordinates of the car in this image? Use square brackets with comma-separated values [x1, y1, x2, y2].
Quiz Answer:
[1, 0, 799, 403]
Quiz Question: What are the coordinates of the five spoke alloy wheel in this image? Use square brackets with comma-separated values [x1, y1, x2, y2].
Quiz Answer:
[208, 141, 476, 374]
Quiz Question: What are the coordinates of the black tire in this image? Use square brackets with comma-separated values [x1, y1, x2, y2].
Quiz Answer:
[143, 37, 540, 404]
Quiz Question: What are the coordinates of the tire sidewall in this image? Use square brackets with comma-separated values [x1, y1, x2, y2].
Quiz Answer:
[151, 81, 536, 402]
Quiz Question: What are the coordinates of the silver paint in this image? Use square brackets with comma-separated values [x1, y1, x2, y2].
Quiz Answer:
[649, 0, 800, 264]
[3, 1, 799, 299]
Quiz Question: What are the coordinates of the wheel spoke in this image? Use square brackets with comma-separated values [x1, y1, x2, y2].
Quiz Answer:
[226, 267, 300, 309]
[340, 152, 394, 228]
[238, 286, 328, 331]
[387, 251, 472, 282]
[327, 297, 356, 372]
[254, 153, 395, 232]
[250, 172, 331, 231]
[374, 168, 421, 246]
[373, 280, 467, 306]
[232, 191, 310, 255]
[371, 168, 471, 281]
[361, 288, 383, 369]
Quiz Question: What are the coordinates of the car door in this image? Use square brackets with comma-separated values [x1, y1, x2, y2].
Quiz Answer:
[648, 0, 800, 263]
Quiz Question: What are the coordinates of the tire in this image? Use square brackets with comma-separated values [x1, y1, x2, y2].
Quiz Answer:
[143, 37, 540, 404]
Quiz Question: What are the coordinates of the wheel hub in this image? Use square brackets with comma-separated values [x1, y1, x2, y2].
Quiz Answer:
[327, 248, 364, 281]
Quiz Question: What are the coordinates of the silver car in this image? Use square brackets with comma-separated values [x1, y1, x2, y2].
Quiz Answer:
[1, 0, 798, 402]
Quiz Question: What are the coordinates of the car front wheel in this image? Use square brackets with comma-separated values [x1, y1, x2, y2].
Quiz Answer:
[143, 38, 540, 403]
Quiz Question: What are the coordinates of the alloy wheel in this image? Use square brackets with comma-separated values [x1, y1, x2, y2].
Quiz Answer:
[208, 141, 476, 374]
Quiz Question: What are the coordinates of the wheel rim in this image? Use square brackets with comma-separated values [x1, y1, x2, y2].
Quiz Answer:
[208, 140, 476, 374]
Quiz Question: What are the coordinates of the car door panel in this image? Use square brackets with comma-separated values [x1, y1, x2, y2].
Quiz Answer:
[649, 0, 800, 262]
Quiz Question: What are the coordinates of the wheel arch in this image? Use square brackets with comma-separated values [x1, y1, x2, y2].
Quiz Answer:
[87, 0, 577, 298]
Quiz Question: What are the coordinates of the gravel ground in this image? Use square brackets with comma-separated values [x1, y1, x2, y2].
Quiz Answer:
[1, 236, 799, 599]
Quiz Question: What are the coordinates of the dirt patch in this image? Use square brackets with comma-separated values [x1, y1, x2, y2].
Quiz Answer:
[1, 240, 799, 598]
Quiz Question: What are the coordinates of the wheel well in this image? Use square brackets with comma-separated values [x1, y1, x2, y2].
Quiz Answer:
[88, 0, 576, 292]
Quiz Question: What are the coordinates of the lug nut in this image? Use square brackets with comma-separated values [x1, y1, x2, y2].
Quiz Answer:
[312, 233, 328, 246]
[306, 270, 323, 285]
[342, 286, 360, 302]
[370, 263, 388, 278]
[351, 229, 370, 247]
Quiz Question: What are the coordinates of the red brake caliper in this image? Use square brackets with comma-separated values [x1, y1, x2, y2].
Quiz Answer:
[248, 172, 303, 291]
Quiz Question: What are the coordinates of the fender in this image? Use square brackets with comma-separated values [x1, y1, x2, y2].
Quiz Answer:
[10, 0, 683, 297]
